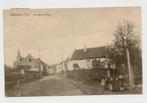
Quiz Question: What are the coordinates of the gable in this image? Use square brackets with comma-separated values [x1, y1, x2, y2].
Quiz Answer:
[17, 54, 40, 67]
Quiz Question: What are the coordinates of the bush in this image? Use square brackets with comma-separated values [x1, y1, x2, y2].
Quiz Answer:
[66, 68, 107, 81]
[5, 65, 24, 89]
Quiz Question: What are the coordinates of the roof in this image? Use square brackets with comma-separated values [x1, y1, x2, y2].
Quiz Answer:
[70, 46, 108, 60]
[13, 53, 41, 68]
[21, 54, 39, 63]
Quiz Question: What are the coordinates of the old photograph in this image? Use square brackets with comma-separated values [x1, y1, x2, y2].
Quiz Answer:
[4, 7, 142, 96]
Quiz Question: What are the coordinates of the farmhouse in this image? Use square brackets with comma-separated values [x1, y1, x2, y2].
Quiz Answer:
[70, 46, 109, 70]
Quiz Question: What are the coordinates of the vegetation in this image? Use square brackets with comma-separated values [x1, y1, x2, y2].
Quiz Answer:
[66, 20, 142, 89]
[5, 65, 23, 89]
[108, 20, 142, 85]
[66, 67, 107, 83]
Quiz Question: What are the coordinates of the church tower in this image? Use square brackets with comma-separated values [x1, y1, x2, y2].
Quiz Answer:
[17, 49, 21, 61]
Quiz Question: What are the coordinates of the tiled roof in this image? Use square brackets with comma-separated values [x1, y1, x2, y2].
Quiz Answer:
[71, 46, 108, 60]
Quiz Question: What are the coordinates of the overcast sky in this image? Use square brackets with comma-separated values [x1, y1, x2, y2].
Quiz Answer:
[4, 7, 141, 67]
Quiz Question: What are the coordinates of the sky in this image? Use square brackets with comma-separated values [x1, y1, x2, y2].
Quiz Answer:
[4, 7, 141, 67]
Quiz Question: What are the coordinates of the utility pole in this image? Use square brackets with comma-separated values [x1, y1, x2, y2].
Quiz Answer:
[124, 36, 134, 89]
[60, 47, 67, 78]
[39, 48, 41, 78]
[126, 47, 134, 89]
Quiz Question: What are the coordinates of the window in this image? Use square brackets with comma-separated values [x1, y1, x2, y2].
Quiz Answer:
[20, 58, 22, 61]
[29, 58, 31, 62]
[87, 59, 90, 69]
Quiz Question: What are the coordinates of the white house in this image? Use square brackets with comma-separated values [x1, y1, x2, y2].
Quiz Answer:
[69, 46, 110, 70]
[53, 46, 110, 73]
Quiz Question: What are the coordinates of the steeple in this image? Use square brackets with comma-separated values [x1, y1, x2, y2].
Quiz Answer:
[17, 49, 21, 61]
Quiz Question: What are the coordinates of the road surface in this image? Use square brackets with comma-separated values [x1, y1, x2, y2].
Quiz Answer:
[6, 75, 104, 96]
[6, 75, 142, 96]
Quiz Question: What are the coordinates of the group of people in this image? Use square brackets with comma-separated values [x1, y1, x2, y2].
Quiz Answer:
[101, 66, 127, 91]
[91, 58, 127, 91]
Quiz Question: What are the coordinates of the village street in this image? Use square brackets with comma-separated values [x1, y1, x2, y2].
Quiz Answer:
[6, 74, 142, 97]
[6, 75, 107, 96]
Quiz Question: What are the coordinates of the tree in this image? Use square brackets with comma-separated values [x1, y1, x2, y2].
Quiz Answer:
[108, 20, 141, 89]
[73, 63, 80, 70]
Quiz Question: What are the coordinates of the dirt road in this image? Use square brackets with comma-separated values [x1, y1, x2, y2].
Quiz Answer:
[6, 75, 104, 96]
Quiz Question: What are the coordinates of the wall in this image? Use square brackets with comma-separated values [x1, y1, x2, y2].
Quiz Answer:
[69, 59, 90, 70]
[69, 58, 109, 70]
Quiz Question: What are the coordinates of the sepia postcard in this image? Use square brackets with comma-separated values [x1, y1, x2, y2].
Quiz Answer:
[3, 7, 142, 96]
